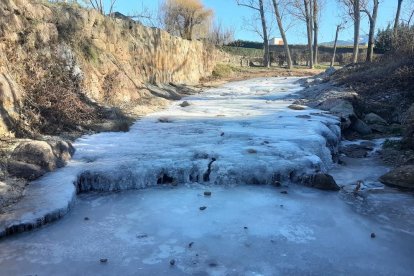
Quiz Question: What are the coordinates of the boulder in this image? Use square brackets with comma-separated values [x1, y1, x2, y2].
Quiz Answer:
[340, 143, 373, 158]
[351, 119, 372, 135]
[318, 99, 355, 130]
[364, 113, 387, 125]
[48, 140, 75, 168]
[303, 173, 340, 191]
[325, 67, 336, 76]
[7, 161, 46, 180]
[10, 141, 57, 171]
[179, 101, 190, 108]
[288, 104, 306, 111]
[8, 139, 75, 180]
[369, 124, 389, 133]
[379, 165, 414, 189]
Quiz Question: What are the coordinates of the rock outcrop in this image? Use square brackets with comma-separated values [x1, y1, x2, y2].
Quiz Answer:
[0, 0, 230, 137]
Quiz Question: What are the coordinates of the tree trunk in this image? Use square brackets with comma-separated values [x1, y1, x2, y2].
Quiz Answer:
[394, 0, 403, 36]
[331, 25, 341, 67]
[313, 0, 319, 65]
[366, 0, 379, 62]
[259, 0, 270, 68]
[304, 0, 314, 68]
[352, 0, 360, 63]
[271, 0, 293, 69]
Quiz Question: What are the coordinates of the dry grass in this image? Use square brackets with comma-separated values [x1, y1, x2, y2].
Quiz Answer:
[20, 55, 100, 135]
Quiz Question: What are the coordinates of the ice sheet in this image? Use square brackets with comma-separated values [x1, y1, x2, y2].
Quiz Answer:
[0, 185, 413, 275]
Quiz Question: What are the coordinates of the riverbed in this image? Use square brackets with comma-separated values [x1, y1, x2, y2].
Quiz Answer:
[0, 77, 413, 275]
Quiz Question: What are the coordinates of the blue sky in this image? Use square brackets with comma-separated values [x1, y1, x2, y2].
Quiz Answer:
[105, 0, 400, 44]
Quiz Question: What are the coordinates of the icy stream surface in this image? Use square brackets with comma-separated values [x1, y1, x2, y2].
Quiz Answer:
[0, 77, 413, 275]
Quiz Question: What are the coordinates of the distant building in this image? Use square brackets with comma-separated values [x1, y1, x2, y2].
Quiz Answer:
[269, 37, 284, 46]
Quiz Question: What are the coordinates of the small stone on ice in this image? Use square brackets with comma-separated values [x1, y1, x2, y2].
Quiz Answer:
[204, 191, 212, 196]
[100, 258, 108, 263]
[244, 226, 248, 229]
[199, 206, 207, 211]
[170, 259, 175, 266]
[371, 232, 376, 238]
[188, 242, 194, 248]
[280, 191, 288, 194]
[84, 217, 89, 221]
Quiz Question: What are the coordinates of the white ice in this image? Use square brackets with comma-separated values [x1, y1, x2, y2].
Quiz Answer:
[0, 184, 413, 275]
[72, 77, 340, 191]
[0, 77, 413, 275]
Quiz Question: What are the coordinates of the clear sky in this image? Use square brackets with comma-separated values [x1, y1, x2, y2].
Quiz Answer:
[105, 0, 402, 44]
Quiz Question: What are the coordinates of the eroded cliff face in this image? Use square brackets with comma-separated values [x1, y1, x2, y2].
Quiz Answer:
[0, 0, 228, 137]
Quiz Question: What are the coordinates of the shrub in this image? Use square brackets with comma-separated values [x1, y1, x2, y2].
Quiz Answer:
[375, 24, 414, 56]
[211, 63, 240, 78]
[21, 55, 99, 134]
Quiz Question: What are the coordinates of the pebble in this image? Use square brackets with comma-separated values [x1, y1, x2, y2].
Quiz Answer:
[170, 259, 175, 266]
[136, 234, 148, 239]
[371, 232, 376, 238]
[188, 242, 194, 248]
[280, 191, 288, 194]
[100, 258, 108, 263]
[244, 226, 248, 229]
[199, 206, 207, 211]
[204, 191, 212, 196]
[84, 217, 89, 221]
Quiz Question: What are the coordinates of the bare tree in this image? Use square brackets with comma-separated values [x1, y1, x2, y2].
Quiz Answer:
[237, 0, 270, 67]
[394, 0, 404, 35]
[128, 1, 161, 28]
[271, 0, 293, 69]
[338, 0, 361, 63]
[287, 0, 314, 68]
[208, 20, 235, 45]
[361, 0, 379, 62]
[304, 0, 314, 68]
[330, 22, 345, 66]
[83, 0, 117, 15]
[161, 0, 213, 40]
[312, 0, 323, 65]
[405, 0, 414, 25]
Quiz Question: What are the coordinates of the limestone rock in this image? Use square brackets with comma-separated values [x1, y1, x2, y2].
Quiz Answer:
[318, 99, 355, 130]
[379, 165, 414, 189]
[303, 173, 340, 191]
[364, 113, 387, 125]
[11, 141, 57, 171]
[48, 140, 75, 168]
[7, 161, 46, 180]
[8, 139, 75, 179]
[351, 119, 372, 135]
[288, 104, 306, 111]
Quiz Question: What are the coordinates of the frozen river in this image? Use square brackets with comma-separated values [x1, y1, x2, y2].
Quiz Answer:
[0, 77, 413, 275]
